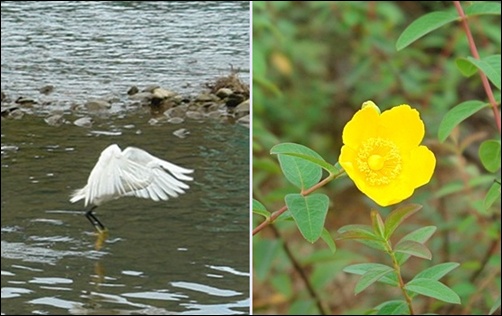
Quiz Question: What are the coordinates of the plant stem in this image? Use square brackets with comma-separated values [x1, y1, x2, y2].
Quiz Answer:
[252, 169, 344, 235]
[386, 241, 415, 315]
[271, 226, 330, 315]
[453, 1, 501, 133]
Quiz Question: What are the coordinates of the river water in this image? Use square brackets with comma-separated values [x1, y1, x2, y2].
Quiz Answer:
[1, 2, 250, 315]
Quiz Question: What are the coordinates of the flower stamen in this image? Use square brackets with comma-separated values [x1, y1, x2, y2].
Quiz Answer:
[356, 138, 402, 186]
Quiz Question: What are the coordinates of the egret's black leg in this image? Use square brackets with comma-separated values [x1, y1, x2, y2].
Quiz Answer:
[85, 205, 106, 232]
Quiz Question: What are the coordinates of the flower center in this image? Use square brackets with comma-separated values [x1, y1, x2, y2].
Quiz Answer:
[368, 155, 384, 170]
[356, 138, 402, 186]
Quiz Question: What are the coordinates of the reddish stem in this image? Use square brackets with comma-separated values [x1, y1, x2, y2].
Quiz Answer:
[453, 1, 501, 133]
[253, 171, 342, 235]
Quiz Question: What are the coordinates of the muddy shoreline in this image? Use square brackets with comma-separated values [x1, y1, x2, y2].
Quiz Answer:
[1, 71, 250, 128]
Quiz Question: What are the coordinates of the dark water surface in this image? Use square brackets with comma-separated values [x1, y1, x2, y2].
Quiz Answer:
[1, 2, 250, 315]
[2, 116, 250, 315]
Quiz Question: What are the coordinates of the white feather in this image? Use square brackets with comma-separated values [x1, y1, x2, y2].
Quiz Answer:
[70, 144, 193, 206]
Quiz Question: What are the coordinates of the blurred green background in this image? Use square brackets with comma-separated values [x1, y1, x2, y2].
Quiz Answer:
[253, 1, 500, 315]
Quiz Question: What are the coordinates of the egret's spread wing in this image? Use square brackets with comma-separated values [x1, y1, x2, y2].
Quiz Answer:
[71, 144, 153, 206]
[122, 146, 194, 201]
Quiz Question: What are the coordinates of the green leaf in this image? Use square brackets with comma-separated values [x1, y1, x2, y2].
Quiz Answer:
[338, 224, 373, 235]
[465, 2, 502, 17]
[371, 210, 386, 238]
[384, 204, 422, 239]
[271, 142, 339, 175]
[337, 224, 386, 251]
[460, 55, 501, 90]
[414, 262, 460, 281]
[273, 143, 324, 189]
[288, 299, 316, 315]
[456, 58, 478, 77]
[396, 226, 436, 265]
[405, 278, 461, 304]
[479, 140, 501, 172]
[285, 193, 329, 243]
[394, 240, 432, 260]
[253, 199, 270, 219]
[277, 154, 322, 190]
[344, 263, 393, 274]
[489, 296, 501, 315]
[321, 228, 337, 254]
[396, 10, 458, 51]
[344, 263, 399, 287]
[484, 181, 501, 210]
[271, 273, 294, 299]
[438, 100, 488, 142]
[354, 266, 394, 294]
[253, 75, 282, 97]
[253, 239, 282, 281]
[376, 300, 409, 315]
[435, 175, 496, 198]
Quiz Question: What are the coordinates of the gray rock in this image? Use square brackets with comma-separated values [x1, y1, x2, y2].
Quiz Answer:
[73, 117, 93, 128]
[15, 97, 37, 107]
[165, 105, 187, 118]
[143, 85, 160, 93]
[234, 99, 250, 113]
[1, 107, 24, 120]
[173, 128, 189, 139]
[44, 114, 65, 126]
[237, 114, 250, 127]
[39, 85, 54, 95]
[233, 99, 250, 119]
[85, 99, 111, 111]
[152, 88, 176, 99]
[127, 86, 139, 95]
[196, 93, 217, 102]
[215, 88, 233, 99]
[128, 92, 153, 101]
[185, 111, 203, 120]
[206, 111, 224, 119]
[9, 108, 24, 119]
[167, 117, 184, 124]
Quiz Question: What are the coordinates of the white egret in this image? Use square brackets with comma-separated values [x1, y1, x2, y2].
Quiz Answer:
[70, 144, 194, 232]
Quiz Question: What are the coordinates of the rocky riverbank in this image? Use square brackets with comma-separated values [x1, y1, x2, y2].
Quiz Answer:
[1, 71, 250, 128]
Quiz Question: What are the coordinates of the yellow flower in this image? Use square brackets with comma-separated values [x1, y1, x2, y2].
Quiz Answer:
[339, 101, 436, 207]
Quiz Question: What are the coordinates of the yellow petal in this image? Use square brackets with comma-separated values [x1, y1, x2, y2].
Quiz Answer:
[401, 145, 436, 188]
[340, 145, 414, 207]
[342, 105, 381, 149]
[339, 145, 360, 180]
[358, 176, 415, 207]
[379, 104, 425, 152]
[361, 100, 381, 113]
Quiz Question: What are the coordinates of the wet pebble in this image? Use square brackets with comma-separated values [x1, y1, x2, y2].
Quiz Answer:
[44, 114, 65, 127]
[167, 117, 184, 124]
[233, 99, 250, 119]
[152, 87, 176, 99]
[85, 99, 111, 111]
[165, 105, 188, 118]
[215, 88, 233, 99]
[127, 86, 139, 95]
[237, 114, 250, 127]
[173, 128, 190, 138]
[73, 117, 93, 128]
[15, 97, 37, 107]
[39, 85, 54, 95]
[185, 111, 203, 120]
[1, 107, 24, 120]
